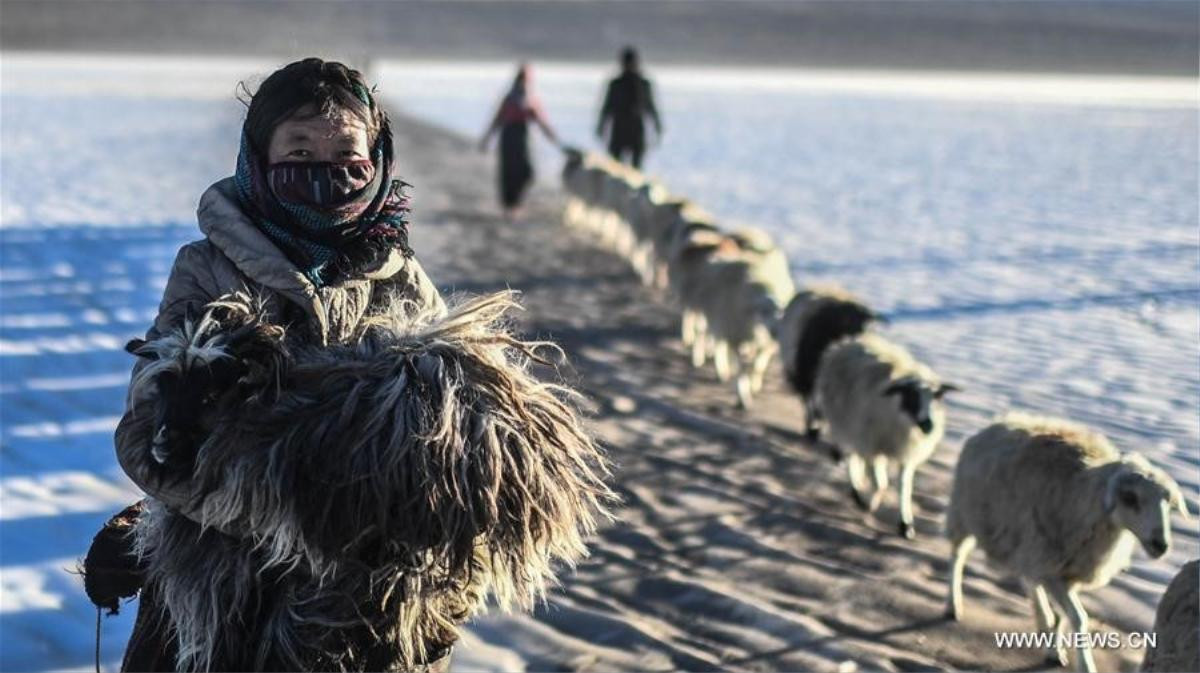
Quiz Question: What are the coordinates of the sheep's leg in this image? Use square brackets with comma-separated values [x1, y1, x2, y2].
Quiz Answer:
[847, 453, 871, 511]
[597, 211, 609, 245]
[690, 316, 710, 367]
[868, 455, 889, 513]
[945, 534, 976, 620]
[749, 345, 774, 394]
[563, 199, 576, 226]
[1044, 581, 1097, 673]
[804, 398, 823, 443]
[635, 245, 654, 285]
[653, 262, 668, 290]
[714, 341, 734, 382]
[896, 462, 917, 539]
[1028, 582, 1069, 667]
[736, 374, 753, 409]
[735, 349, 755, 409]
[681, 311, 697, 347]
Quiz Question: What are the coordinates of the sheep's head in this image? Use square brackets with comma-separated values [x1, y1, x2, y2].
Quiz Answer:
[561, 146, 583, 177]
[883, 377, 960, 435]
[1105, 455, 1192, 559]
[126, 294, 287, 471]
[826, 300, 885, 337]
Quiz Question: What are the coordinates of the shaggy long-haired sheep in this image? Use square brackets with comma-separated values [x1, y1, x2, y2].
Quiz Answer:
[122, 291, 615, 671]
[946, 414, 1191, 673]
[1141, 559, 1198, 672]
[777, 287, 880, 441]
[816, 333, 957, 538]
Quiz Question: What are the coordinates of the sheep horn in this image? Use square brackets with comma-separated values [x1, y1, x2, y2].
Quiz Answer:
[1171, 487, 1193, 520]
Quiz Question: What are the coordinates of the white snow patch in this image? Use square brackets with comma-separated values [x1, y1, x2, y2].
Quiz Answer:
[6, 416, 122, 439]
[0, 565, 66, 614]
[0, 313, 73, 329]
[24, 373, 130, 392]
[0, 333, 127, 356]
[0, 472, 138, 521]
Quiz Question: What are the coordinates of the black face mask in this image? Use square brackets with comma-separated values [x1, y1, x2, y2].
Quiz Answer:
[266, 160, 376, 211]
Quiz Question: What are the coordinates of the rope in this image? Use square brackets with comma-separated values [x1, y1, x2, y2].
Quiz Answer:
[94, 606, 102, 673]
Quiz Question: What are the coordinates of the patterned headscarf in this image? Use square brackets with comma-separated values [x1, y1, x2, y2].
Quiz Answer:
[234, 109, 412, 288]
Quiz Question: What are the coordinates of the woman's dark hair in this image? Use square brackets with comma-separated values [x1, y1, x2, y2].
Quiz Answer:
[240, 58, 383, 154]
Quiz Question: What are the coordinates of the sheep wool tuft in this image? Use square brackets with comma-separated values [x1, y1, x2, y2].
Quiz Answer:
[125, 291, 616, 671]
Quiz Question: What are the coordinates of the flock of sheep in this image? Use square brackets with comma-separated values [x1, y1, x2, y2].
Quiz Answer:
[559, 148, 1197, 673]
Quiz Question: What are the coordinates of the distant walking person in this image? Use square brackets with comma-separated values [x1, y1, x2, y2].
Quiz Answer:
[596, 47, 662, 169]
[480, 63, 559, 220]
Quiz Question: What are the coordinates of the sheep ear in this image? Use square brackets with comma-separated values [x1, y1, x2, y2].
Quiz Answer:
[870, 310, 890, 325]
[882, 382, 907, 397]
[124, 338, 156, 359]
[935, 383, 962, 399]
[1103, 471, 1121, 513]
[1104, 468, 1139, 514]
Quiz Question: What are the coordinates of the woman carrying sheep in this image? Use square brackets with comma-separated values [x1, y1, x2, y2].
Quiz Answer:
[479, 63, 560, 221]
[82, 58, 610, 671]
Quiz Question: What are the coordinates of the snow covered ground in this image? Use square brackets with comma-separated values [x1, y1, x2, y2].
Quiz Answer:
[1, 54, 1197, 671]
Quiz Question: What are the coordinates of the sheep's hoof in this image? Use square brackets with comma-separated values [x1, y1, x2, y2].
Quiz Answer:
[804, 426, 821, 442]
[851, 488, 871, 511]
[943, 604, 960, 621]
[898, 521, 916, 540]
[1045, 649, 1069, 668]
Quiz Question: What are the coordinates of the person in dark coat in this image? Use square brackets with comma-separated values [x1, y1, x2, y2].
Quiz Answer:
[479, 63, 559, 221]
[596, 47, 663, 169]
[83, 57, 448, 672]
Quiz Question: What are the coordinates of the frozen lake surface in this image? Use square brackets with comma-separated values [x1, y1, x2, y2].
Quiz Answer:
[1, 55, 1196, 671]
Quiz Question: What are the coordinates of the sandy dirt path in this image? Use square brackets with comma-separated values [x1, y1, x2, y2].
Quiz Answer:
[394, 114, 1145, 673]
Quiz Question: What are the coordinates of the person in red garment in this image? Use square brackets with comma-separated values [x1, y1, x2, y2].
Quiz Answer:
[480, 63, 559, 221]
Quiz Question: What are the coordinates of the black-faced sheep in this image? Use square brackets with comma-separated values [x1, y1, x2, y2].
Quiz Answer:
[946, 414, 1191, 673]
[777, 287, 880, 441]
[120, 291, 615, 671]
[815, 333, 957, 538]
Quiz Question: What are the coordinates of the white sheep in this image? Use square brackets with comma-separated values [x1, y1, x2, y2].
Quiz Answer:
[660, 202, 718, 292]
[815, 333, 957, 538]
[560, 149, 609, 230]
[728, 227, 794, 307]
[1141, 560, 1198, 672]
[668, 223, 736, 360]
[624, 182, 677, 285]
[594, 164, 644, 252]
[945, 413, 1192, 672]
[687, 234, 795, 408]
